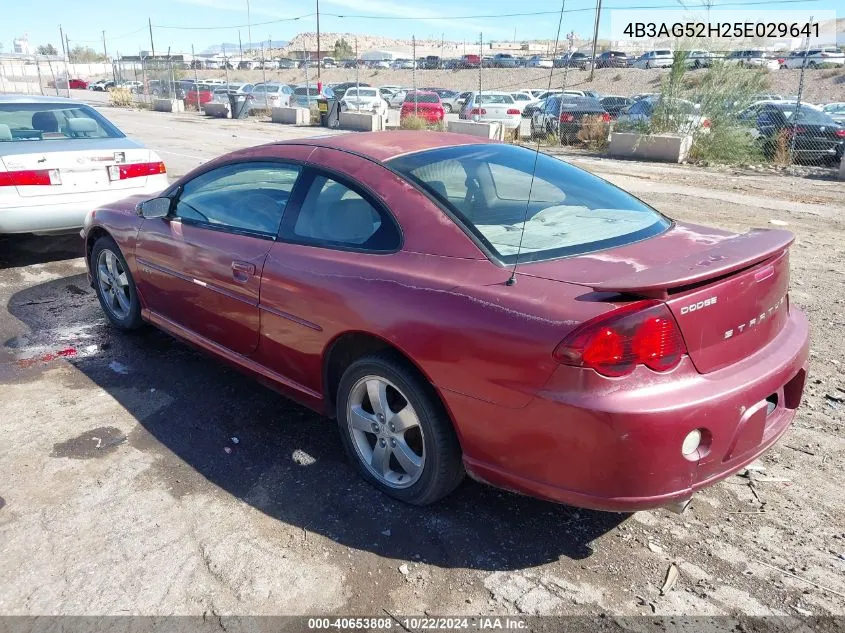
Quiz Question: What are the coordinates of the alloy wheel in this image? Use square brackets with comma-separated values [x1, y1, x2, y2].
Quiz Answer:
[97, 249, 131, 320]
[346, 375, 426, 488]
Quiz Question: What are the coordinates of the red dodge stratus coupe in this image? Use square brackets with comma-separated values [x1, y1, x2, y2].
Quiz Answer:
[81, 131, 809, 511]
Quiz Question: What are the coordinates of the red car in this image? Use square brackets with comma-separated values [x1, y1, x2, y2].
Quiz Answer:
[184, 85, 213, 108]
[400, 91, 445, 124]
[68, 78, 89, 90]
[81, 132, 809, 511]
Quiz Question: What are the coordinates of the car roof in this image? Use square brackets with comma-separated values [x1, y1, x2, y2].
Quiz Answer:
[0, 94, 86, 105]
[275, 130, 490, 162]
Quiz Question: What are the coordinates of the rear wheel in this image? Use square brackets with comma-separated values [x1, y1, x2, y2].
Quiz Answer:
[91, 236, 142, 330]
[336, 354, 464, 505]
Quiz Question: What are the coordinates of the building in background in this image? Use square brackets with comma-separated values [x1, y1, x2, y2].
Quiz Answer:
[13, 35, 31, 55]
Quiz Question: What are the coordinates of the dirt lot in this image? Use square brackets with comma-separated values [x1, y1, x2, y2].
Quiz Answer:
[0, 108, 844, 620]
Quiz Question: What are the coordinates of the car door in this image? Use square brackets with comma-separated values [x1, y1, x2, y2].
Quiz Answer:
[135, 160, 303, 356]
[255, 164, 403, 393]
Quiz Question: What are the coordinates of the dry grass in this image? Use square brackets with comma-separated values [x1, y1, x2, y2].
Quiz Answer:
[772, 129, 792, 166]
[108, 87, 134, 108]
[576, 115, 610, 150]
[400, 115, 429, 130]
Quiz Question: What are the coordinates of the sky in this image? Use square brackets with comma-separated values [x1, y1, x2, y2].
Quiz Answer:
[0, 0, 840, 55]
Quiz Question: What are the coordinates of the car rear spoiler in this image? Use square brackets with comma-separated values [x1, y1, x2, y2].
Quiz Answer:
[589, 228, 794, 299]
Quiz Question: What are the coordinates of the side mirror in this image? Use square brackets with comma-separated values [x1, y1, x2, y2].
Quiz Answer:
[136, 197, 171, 219]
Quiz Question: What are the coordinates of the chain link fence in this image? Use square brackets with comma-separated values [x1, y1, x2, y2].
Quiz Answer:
[2, 29, 842, 175]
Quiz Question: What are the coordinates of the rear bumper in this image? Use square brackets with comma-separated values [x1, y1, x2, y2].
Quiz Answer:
[0, 180, 166, 234]
[446, 308, 809, 512]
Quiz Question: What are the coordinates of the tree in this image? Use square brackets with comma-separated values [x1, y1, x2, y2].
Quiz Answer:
[332, 38, 354, 60]
[69, 46, 107, 63]
[37, 44, 58, 56]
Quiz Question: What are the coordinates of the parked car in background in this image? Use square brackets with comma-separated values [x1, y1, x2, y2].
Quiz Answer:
[784, 48, 845, 69]
[278, 58, 297, 69]
[685, 50, 713, 69]
[89, 79, 115, 92]
[751, 103, 844, 162]
[330, 82, 371, 101]
[388, 90, 408, 108]
[725, 50, 780, 70]
[618, 96, 709, 135]
[522, 89, 547, 99]
[459, 92, 522, 130]
[340, 87, 388, 115]
[631, 50, 673, 69]
[492, 54, 519, 68]
[321, 57, 338, 68]
[370, 60, 391, 69]
[250, 83, 293, 111]
[600, 95, 634, 118]
[509, 91, 538, 113]
[526, 56, 553, 68]
[522, 98, 548, 119]
[400, 91, 445, 124]
[442, 59, 461, 69]
[289, 85, 325, 109]
[0, 94, 167, 234]
[531, 95, 610, 141]
[460, 54, 481, 68]
[554, 52, 587, 69]
[821, 102, 845, 125]
[424, 56, 442, 69]
[185, 85, 214, 108]
[596, 51, 629, 68]
[56, 78, 89, 90]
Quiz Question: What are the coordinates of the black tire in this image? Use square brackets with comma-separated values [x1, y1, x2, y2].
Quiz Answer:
[90, 235, 143, 330]
[336, 353, 464, 505]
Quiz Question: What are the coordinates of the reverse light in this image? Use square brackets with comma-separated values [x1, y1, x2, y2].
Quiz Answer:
[681, 429, 702, 456]
[553, 300, 687, 377]
[0, 169, 61, 187]
[108, 161, 166, 181]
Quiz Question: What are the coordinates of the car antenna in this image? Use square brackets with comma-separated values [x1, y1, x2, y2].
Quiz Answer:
[506, 0, 568, 287]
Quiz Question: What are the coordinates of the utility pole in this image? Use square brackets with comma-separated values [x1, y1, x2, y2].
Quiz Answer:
[412, 35, 417, 116]
[588, 0, 602, 82]
[478, 32, 483, 96]
[239, 31, 243, 59]
[103, 30, 115, 83]
[355, 36, 359, 111]
[790, 15, 814, 162]
[192, 44, 199, 114]
[246, 0, 253, 53]
[58, 25, 71, 97]
[316, 0, 321, 83]
[148, 18, 155, 58]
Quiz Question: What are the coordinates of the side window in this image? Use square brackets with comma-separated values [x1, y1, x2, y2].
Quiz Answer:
[174, 162, 301, 236]
[284, 173, 400, 251]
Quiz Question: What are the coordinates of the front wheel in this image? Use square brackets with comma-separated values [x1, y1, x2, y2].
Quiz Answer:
[91, 236, 142, 330]
[336, 354, 464, 505]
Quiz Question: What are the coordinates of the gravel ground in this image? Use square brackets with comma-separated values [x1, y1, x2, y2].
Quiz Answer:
[0, 108, 843, 622]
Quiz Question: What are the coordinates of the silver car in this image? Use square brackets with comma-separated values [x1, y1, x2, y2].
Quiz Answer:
[0, 95, 167, 234]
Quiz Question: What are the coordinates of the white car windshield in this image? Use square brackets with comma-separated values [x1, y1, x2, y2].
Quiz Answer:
[477, 94, 514, 105]
[0, 103, 123, 142]
[389, 144, 669, 263]
[348, 89, 378, 98]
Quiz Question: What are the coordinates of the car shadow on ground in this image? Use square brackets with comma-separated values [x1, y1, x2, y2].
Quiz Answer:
[0, 234, 82, 268]
[6, 274, 627, 571]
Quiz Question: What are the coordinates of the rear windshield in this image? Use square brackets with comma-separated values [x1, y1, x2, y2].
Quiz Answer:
[404, 93, 439, 103]
[477, 94, 515, 104]
[778, 106, 836, 124]
[348, 89, 378, 97]
[294, 87, 320, 96]
[0, 103, 124, 142]
[388, 144, 669, 263]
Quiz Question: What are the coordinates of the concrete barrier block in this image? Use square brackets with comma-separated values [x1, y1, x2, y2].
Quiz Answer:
[202, 103, 231, 118]
[447, 120, 503, 140]
[839, 156, 845, 181]
[339, 112, 386, 132]
[271, 107, 311, 125]
[153, 98, 184, 113]
[609, 132, 693, 163]
[518, 118, 532, 140]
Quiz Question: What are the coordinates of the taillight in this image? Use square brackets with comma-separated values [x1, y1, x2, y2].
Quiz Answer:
[108, 161, 166, 181]
[601, 112, 611, 122]
[835, 129, 845, 138]
[0, 169, 61, 187]
[506, 108, 520, 115]
[553, 300, 687, 377]
[559, 113, 574, 123]
[471, 107, 487, 115]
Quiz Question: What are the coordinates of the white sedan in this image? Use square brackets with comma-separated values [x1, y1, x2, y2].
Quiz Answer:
[459, 92, 522, 130]
[0, 95, 167, 234]
[340, 87, 389, 116]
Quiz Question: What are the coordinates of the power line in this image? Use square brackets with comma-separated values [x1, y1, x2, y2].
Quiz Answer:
[153, 13, 315, 30]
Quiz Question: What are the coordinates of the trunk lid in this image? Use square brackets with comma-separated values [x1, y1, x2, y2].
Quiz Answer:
[1, 138, 155, 199]
[519, 223, 793, 373]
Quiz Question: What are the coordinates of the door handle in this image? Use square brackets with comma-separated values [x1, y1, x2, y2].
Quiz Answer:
[232, 261, 256, 282]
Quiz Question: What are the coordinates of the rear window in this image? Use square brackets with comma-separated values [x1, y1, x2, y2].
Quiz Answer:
[477, 94, 515, 105]
[404, 93, 439, 104]
[0, 103, 124, 142]
[348, 89, 378, 98]
[655, 50, 672, 55]
[294, 87, 320, 96]
[389, 144, 669, 263]
[777, 106, 836, 124]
